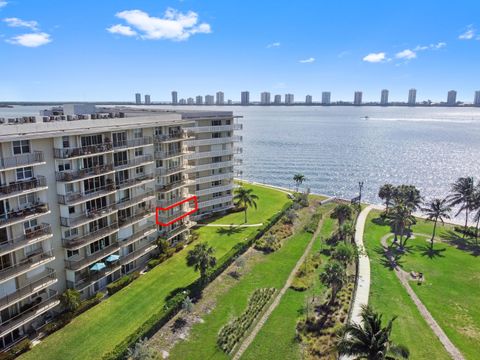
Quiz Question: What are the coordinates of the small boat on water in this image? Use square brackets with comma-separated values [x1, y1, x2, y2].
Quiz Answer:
[361, 115, 369, 120]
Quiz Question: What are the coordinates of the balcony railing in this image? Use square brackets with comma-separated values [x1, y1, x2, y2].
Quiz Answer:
[0, 250, 55, 284]
[0, 224, 52, 256]
[60, 205, 117, 228]
[0, 176, 47, 201]
[156, 165, 190, 176]
[189, 123, 243, 133]
[62, 223, 118, 250]
[197, 196, 233, 209]
[115, 190, 155, 211]
[113, 155, 153, 171]
[186, 147, 242, 160]
[115, 173, 155, 191]
[186, 160, 234, 173]
[55, 164, 114, 182]
[71, 264, 121, 291]
[157, 194, 190, 209]
[195, 184, 235, 197]
[0, 151, 45, 171]
[155, 178, 190, 192]
[185, 135, 242, 147]
[54, 143, 113, 159]
[118, 207, 156, 228]
[65, 243, 120, 271]
[119, 242, 157, 266]
[57, 183, 116, 205]
[193, 173, 234, 185]
[154, 131, 191, 142]
[113, 137, 153, 150]
[0, 269, 56, 311]
[0, 203, 49, 229]
[154, 148, 187, 159]
[158, 223, 190, 241]
[118, 222, 156, 247]
[0, 291, 59, 338]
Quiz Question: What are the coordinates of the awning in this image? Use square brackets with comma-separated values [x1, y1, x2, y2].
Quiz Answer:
[90, 262, 106, 271]
[105, 254, 120, 263]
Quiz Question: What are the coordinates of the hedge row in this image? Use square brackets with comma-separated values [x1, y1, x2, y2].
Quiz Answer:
[101, 200, 293, 359]
[0, 339, 31, 360]
[217, 288, 276, 353]
[106, 272, 140, 295]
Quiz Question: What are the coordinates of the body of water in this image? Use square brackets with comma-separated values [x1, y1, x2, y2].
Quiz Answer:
[2, 105, 480, 206]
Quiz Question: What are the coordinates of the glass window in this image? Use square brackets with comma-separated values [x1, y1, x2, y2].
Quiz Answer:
[212, 132, 222, 138]
[58, 162, 71, 172]
[133, 128, 143, 139]
[81, 135, 102, 147]
[24, 219, 38, 231]
[135, 148, 143, 157]
[19, 193, 35, 208]
[66, 249, 79, 258]
[62, 136, 70, 148]
[16, 167, 33, 180]
[211, 120, 222, 126]
[12, 140, 30, 155]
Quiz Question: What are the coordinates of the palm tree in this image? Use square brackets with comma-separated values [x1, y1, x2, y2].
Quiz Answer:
[472, 186, 480, 244]
[320, 260, 346, 307]
[186, 243, 216, 284]
[332, 243, 354, 267]
[421, 198, 451, 249]
[330, 204, 353, 228]
[60, 289, 81, 313]
[293, 173, 306, 192]
[387, 204, 415, 248]
[233, 187, 259, 223]
[448, 176, 475, 237]
[338, 305, 409, 359]
[340, 222, 355, 244]
[378, 184, 395, 214]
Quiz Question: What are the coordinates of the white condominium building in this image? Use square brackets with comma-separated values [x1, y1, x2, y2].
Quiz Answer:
[0, 105, 241, 349]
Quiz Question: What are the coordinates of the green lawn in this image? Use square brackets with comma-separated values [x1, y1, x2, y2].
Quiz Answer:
[22, 184, 289, 360]
[169, 200, 329, 360]
[383, 225, 480, 359]
[241, 207, 336, 360]
[364, 211, 451, 360]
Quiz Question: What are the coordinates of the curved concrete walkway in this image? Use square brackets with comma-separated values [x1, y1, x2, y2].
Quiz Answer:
[380, 234, 465, 360]
[231, 207, 329, 360]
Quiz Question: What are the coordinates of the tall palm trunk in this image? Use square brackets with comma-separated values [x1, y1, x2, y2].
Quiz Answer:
[431, 218, 438, 250]
[463, 207, 469, 238]
[475, 216, 480, 245]
[244, 208, 247, 223]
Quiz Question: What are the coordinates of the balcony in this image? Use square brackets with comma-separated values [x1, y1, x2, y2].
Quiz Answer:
[186, 147, 242, 160]
[57, 183, 116, 205]
[113, 155, 153, 171]
[0, 176, 48, 202]
[71, 264, 121, 291]
[156, 164, 190, 177]
[65, 243, 121, 271]
[195, 183, 235, 197]
[54, 143, 113, 159]
[115, 190, 155, 211]
[115, 173, 155, 191]
[154, 147, 191, 159]
[158, 223, 190, 241]
[154, 131, 192, 143]
[0, 151, 45, 171]
[0, 203, 50, 230]
[113, 137, 153, 150]
[0, 224, 52, 257]
[189, 123, 243, 133]
[157, 209, 190, 225]
[197, 195, 233, 209]
[119, 242, 157, 266]
[157, 193, 190, 209]
[185, 135, 242, 147]
[118, 221, 156, 248]
[186, 160, 234, 173]
[155, 178, 190, 193]
[0, 291, 59, 338]
[118, 207, 156, 229]
[0, 269, 57, 312]
[192, 173, 234, 185]
[60, 205, 117, 228]
[0, 250, 55, 285]
[62, 223, 118, 250]
[55, 164, 114, 182]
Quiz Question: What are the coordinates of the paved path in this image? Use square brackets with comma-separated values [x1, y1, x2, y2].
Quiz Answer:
[232, 206, 328, 360]
[197, 223, 263, 227]
[380, 234, 465, 360]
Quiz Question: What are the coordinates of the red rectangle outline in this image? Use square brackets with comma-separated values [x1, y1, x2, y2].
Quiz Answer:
[156, 195, 198, 226]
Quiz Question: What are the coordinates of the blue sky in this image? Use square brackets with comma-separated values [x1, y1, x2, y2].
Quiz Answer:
[0, 0, 479, 102]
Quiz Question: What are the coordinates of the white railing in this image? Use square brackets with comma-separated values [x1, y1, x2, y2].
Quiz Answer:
[186, 161, 234, 173]
[193, 173, 234, 185]
[195, 184, 235, 197]
[185, 135, 242, 147]
[197, 196, 233, 209]
[189, 123, 242, 133]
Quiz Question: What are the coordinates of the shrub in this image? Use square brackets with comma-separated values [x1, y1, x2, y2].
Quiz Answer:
[217, 288, 276, 353]
[106, 272, 140, 295]
[304, 209, 323, 233]
[254, 233, 281, 253]
[283, 209, 298, 224]
[60, 289, 81, 313]
[454, 225, 477, 238]
[294, 193, 309, 207]
[126, 338, 159, 360]
[74, 292, 104, 316]
[0, 339, 32, 359]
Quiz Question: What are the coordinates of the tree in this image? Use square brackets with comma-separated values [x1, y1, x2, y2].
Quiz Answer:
[331, 204, 353, 228]
[60, 289, 81, 313]
[387, 204, 415, 248]
[421, 198, 451, 249]
[182, 296, 194, 313]
[378, 184, 395, 214]
[472, 185, 480, 244]
[332, 243, 354, 266]
[126, 338, 159, 360]
[233, 187, 259, 223]
[320, 260, 346, 307]
[186, 243, 216, 284]
[337, 305, 409, 360]
[339, 222, 355, 243]
[293, 173, 306, 192]
[448, 176, 475, 237]
[395, 185, 422, 213]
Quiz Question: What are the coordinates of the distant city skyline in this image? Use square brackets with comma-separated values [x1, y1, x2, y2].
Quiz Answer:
[1, 1, 480, 101]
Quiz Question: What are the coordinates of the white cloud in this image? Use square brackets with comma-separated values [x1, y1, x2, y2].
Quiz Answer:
[106, 24, 137, 37]
[0, 1, 7, 8]
[433, 42, 446, 49]
[395, 49, 417, 60]
[3, 17, 39, 30]
[362, 52, 387, 63]
[109, 8, 211, 41]
[266, 42, 280, 48]
[6, 32, 51, 47]
[414, 42, 446, 51]
[459, 25, 475, 40]
[299, 57, 315, 63]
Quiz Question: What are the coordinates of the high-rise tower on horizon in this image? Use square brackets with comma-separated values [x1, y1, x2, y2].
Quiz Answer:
[171, 91, 178, 105]
[475, 91, 480, 106]
[260, 92, 271, 105]
[354, 91, 362, 105]
[135, 93, 141, 105]
[447, 90, 457, 106]
[241, 91, 250, 105]
[285, 93, 294, 105]
[408, 89, 417, 105]
[274, 95, 282, 104]
[144, 94, 151, 105]
[322, 92, 331, 105]
[380, 89, 389, 105]
[216, 91, 224, 105]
